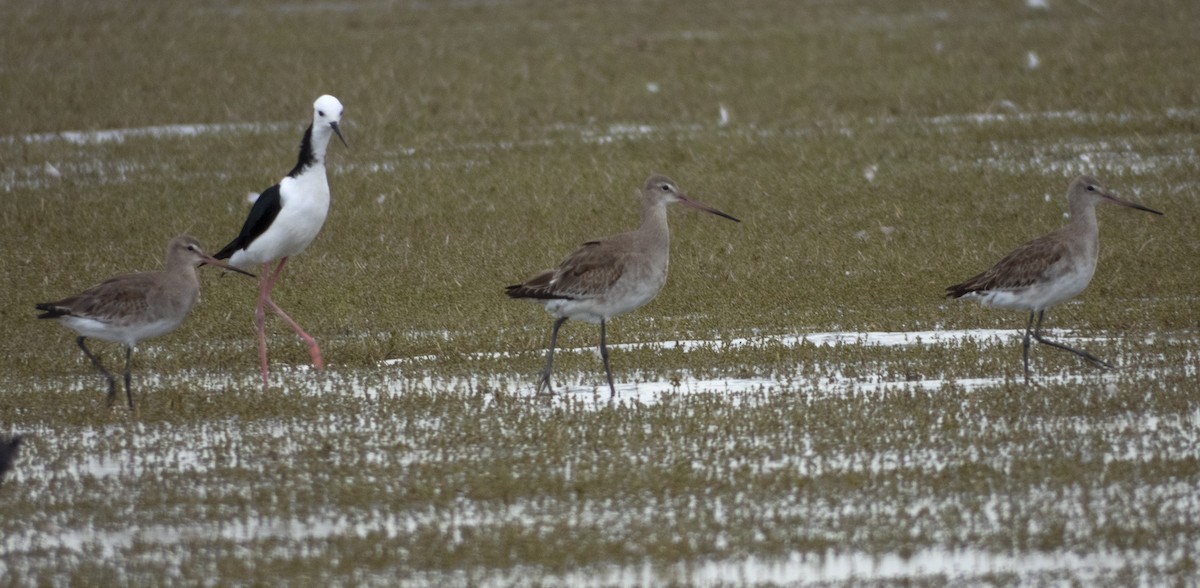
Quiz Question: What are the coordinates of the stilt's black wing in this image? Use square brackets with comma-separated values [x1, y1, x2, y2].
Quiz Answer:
[215, 184, 283, 260]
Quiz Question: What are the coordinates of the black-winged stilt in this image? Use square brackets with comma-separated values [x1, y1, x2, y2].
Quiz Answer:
[215, 95, 347, 392]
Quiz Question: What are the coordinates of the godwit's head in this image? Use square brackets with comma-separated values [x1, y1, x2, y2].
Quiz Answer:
[1068, 175, 1162, 216]
[643, 175, 740, 222]
[167, 235, 255, 276]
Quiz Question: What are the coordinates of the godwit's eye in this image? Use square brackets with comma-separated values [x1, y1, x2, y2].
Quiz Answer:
[660, 184, 670, 191]
[1086, 185, 1095, 191]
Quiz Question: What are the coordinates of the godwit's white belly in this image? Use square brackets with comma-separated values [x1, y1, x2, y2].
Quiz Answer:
[542, 266, 668, 324]
[60, 315, 186, 347]
[974, 257, 1097, 311]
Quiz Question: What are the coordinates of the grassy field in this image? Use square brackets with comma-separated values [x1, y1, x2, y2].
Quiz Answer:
[2, 0, 1198, 585]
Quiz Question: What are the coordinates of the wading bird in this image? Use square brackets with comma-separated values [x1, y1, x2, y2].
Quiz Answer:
[0, 434, 22, 484]
[506, 175, 739, 397]
[946, 175, 1162, 381]
[215, 95, 347, 391]
[36, 235, 251, 410]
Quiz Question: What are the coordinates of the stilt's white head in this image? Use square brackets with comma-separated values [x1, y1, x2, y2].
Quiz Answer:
[313, 95, 347, 147]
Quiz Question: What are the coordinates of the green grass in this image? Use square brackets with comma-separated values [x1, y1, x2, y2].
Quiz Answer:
[2, 0, 1199, 584]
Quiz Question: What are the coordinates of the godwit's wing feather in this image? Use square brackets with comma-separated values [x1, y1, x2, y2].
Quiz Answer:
[947, 234, 1068, 298]
[36, 272, 176, 325]
[505, 270, 564, 300]
[506, 238, 629, 301]
[549, 239, 628, 299]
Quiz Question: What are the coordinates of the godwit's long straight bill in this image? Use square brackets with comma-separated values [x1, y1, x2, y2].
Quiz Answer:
[1095, 189, 1163, 216]
[677, 194, 740, 222]
[201, 257, 255, 277]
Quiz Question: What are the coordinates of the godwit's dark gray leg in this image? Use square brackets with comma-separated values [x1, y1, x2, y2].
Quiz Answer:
[123, 345, 135, 410]
[1022, 310, 1035, 383]
[600, 319, 615, 398]
[76, 337, 117, 406]
[537, 317, 568, 395]
[1031, 310, 1116, 370]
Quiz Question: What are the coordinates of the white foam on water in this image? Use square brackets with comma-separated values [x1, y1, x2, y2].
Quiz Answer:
[382, 328, 1040, 366]
[8, 122, 289, 145]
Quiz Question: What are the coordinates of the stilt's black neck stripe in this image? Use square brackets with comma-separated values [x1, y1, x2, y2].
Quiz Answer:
[287, 123, 316, 178]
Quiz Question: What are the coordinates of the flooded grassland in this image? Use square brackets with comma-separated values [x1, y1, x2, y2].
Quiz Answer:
[2, 0, 1199, 585]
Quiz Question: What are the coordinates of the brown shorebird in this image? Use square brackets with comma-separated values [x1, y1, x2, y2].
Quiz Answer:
[215, 95, 347, 392]
[506, 175, 739, 397]
[0, 434, 22, 484]
[36, 235, 252, 410]
[946, 175, 1163, 381]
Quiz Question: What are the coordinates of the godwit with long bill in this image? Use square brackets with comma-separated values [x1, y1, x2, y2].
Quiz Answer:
[36, 235, 252, 410]
[506, 175, 740, 397]
[946, 174, 1163, 381]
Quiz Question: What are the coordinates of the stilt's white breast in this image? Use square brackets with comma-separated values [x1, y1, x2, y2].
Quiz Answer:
[231, 172, 330, 268]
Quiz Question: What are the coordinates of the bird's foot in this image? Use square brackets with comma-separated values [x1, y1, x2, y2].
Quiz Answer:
[535, 373, 556, 396]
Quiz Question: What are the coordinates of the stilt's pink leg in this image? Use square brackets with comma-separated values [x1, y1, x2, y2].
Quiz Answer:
[265, 298, 324, 370]
[259, 257, 324, 371]
[255, 261, 281, 391]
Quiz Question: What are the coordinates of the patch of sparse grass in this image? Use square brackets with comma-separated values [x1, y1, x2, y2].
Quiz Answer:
[1, 0, 1198, 585]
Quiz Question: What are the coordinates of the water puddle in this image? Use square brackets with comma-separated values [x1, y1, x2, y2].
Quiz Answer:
[6, 122, 290, 146]
[545, 547, 1166, 586]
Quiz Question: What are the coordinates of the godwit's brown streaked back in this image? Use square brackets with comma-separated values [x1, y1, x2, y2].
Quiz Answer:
[36, 235, 253, 410]
[946, 175, 1163, 381]
[506, 175, 740, 398]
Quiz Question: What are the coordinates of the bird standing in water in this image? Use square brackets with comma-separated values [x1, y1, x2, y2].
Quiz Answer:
[215, 95, 347, 391]
[36, 235, 251, 409]
[946, 175, 1163, 381]
[507, 175, 739, 397]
